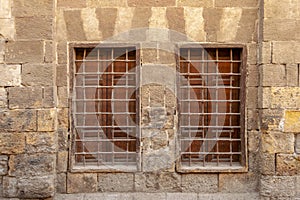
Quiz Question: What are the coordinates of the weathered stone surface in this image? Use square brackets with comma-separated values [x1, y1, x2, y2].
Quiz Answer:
[166, 7, 186, 36]
[248, 131, 260, 153]
[63, 10, 86, 41]
[57, 151, 68, 173]
[128, 0, 176, 7]
[43, 87, 56, 108]
[0, 87, 7, 108]
[0, 64, 21, 86]
[57, 108, 69, 129]
[203, 8, 222, 41]
[0, 19, 15, 40]
[219, 173, 258, 193]
[286, 64, 298, 87]
[260, 153, 275, 175]
[134, 173, 159, 192]
[235, 8, 258, 42]
[273, 42, 300, 64]
[58, 87, 69, 108]
[96, 8, 118, 39]
[178, 0, 213, 7]
[45, 41, 54, 63]
[58, 128, 69, 151]
[260, 42, 272, 64]
[276, 154, 300, 176]
[9, 153, 55, 177]
[87, 0, 127, 7]
[0, 0, 11, 18]
[296, 134, 300, 154]
[181, 174, 218, 192]
[98, 173, 134, 192]
[56, 173, 67, 194]
[0, 132, 25, 154]
[264, 0, 299, 19]
[26, 132, 56, 153]
[261, 132, 294, 154]
[13, 0, 53, 17]
[0, 155, 8, 175]
[133, 193, 166, 200]
[57, 42, 68, 64]
[264, 19, 297, 41]
[262, 64, 286, 87]
[67, 173, 97, 193]
[157, 173, 181, 192]
[37, 109, 56, 132]
[167, 193, 197, 200]
[5, 41, 44, 63]
[284, 110, 300, 133]
[247, 44, 258, 65]
[260, 176, 295, 198]
[0, 110, 37, 132]
[184, 7, 206, 42]
[260, 109, 284, 131]
[56, 64, 68, 87]
[81, 8, 102, 41]
[8, 87, 43, 109]
[215, 0, 258, 7]
[247, 87, 258, 109]
[247, 109, 259, 130]
[2, 177, 17, 198]
[57, 0, 86, 7]
[15, 16, 53, 40]
[22, 64, 54, 86]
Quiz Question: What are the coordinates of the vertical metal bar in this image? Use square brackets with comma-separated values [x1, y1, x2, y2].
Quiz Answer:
[216, 48, 219, 166]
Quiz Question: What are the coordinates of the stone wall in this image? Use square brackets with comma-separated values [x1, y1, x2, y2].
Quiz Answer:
[0, 0, 298, 199]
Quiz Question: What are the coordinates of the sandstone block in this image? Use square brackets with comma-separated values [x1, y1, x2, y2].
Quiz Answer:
[0, 64, 21, 86]
[276, 154, 300, 176]
[296, 134, 300, 154]
[57, 42, 68, 64]
[235, 8, 258, 42]
[8, 87, 43, 109]
[0, 0, 11, 18]
[37, 109, 56, 132]
[166, 193, 197, 200]
[247, 109, 259, 130]
[261, 132, 294, 154]
[56, 64, 68, 87]
[56, 173, 67, 194]
[0, 88, 7, 108]
[260, 109, 283, 131]
[0, 155, 8, 175]
[286, 64, 298, 87]
[284, 110, 300, 133]
[178, 0, 213, 7]
[128, 0, 175, 7]
[203, 8, 222, 42]
[264, 19, 297, 41]
[261, 64, 286, 87]
[215, 0, 258, 7]
[9, 153, 55, 177]
[22, 64, 54, 86]
[157, 173, 181, 192]
[133, 193, 166, 200]
[248, 131, 260, 153]
[13, 0, 53, 17]
[247, 44, 258, 65]
[134, 173, 159, 192]
[260, 176, 295, 198]
[260, 42, 272, 64]
[58, 108, 69, 129]
[247, 87, 258, 109]
[166, 8, 186, 37]
[2, 177, 17, 197]
[5, 41, 44, 63]
[26, 132, 56, 153]
[15, 16, 53, 40]
[272, 41, 298, 64]
[181, 174, 218, 192]
[0, 19, 15, 40]
[96, 8, 118, 39]
[63, 10, 87, 41]
[43, 87, 56, 108]
[219, 173, 258, 193]
[57, 0, 86, 7]
[260, 153, 275, 175]
[57, 151, 68, 173]
[67, 173, 97, 193]
[45, 41, 54, 63]
[264, 0, 299, 19]
[58, 86, 69, 108]
[87, 0, 127, 7]
[98, 173, 134, 192]
[0, 110, 37, 132]
[58, 128, 69, 151]
[0, 132, 25, 154]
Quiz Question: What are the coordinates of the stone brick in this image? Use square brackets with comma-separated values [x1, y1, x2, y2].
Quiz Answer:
[2, 177, 17, 198]
[235, 8, 258, 42]
[247, 44, 258, 65]
[0, 0, 11, 18]
[166, 193, 197, 200]
[219, 173, 258, 193]
[0, 19, 15, 40]
[9, 153, 55, 177]
[284, 110, 300, 133]
[58, 128, 69, 151]
[57, 151, 68, 173]
[0, 132, 25, 154]
[260, 109, 284, 131]
[43, 86, 56, 108]
[98, 173, 134, 192]
[142, 48, 158, 64]
[177, 0, 213, 7]
[264, 0, 299, 19]
[58, 108, 69, 129]
[0, 110, 37, 132]
[22, 64, 54, 86]
[261, 132, 294, 154]
[157, 173, 181, 192]
[128, 0, 176, 7]
[96, 8, 118, 39]
[15, 16, 53, 40]
[286, 64, 298, 87]
[260, 154, 275, 175]
[247, 109, 259, 130]
[247, 87, 258, 109]
[13, 0, 53, 17]
[5, 41, 44, 63]
[134, 173, 159, 192]
[57, 42, 67, 64]
[0, 90, 7, 108]
[272, 42, 298, 64]
[262, 64, 286, 87]
[203, 8, 222, 41]
[45, 41, 54, 63]
[58, 86, 69, 108]
[87, 0, 127, 7]
[133, 193, 166, 200]
[57, 0, 86, 7]
[276, 154, 300, 176]
[67, 173, 97, 193]
[166, 7, 186, 37]
[38, 109, 56, 132]
[248, 131, 260, 153]
[260, 42, 272, 64]
[63, 10, 86, 41]
[181, 174, 218, 192]
[215, 0, 258, 7]
[56, 64, 68, 87]
[184, 7, 206, 42]
[296, 134, 300, 154]
[260, 176, 296, 198]
[264, 19, 297, 41]
[0, 64, 21, 86]
[198, 193, 260, 200]
[26, 132, 56, 153]
[8, 87, 42, 109]
[81, 8, 102, 41]
[249, 152, 260, 173]
[56, 173, 67, 194]
[0, 155, 8, 175]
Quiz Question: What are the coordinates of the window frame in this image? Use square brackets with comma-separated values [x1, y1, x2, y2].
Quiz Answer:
[69, 43, 141, 172]
[175, 43, 248, 173]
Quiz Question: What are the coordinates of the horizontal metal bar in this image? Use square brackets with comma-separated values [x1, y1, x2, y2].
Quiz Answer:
[75, 59, 136, 62]
[180, 138, 241, 141]
[75, 72, 137, 75]
[179, 73, 241, 76]
[76, 126, 137, 128]
[75, 112, 136, 115]
[179, 60, 242, 63]
[180, 126, 241, 128]
[180, 113, 240, 115]
[180, 100, 240, 102]
[179, 86, 240, 89]
[180, 152, 242, 155]
[74, 99, 135, 102]
[75, 139, 136, 142]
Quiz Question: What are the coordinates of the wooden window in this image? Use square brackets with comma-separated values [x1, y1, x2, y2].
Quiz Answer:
[177, 45, 246, 172]
[71, 45, 140, 171]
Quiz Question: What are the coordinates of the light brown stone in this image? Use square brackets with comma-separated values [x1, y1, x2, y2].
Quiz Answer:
[276, 154, 300, 176]
[215, 0, 259, 7]
[235, 8, 258, 42]
[177, 0, 213, 7]
[63, 10, 87, 41]
[157, 173, 181, 192]
[272, 41, 300, 64]
[0, 133, 25, 154]
[57, 151, 68, 173]
[296, 134, 300, 154]
[260, 153, 275, 175]
[166, 7, 186, 36]
[44, 41, 54, 63]
[247, 109, 259, 130]
[247, 64, 259, 87]
[286, 64, 298, 87]
[0, 0, 11, 18]
[264, 0, 299, 19]
[58, 86, 68, 108]
[98, 173, 134, 192]
[284, 110, 300, 133]
[248, 131, 260, 153]
[57, 0, 86, 7]
[56, 64, 68, 87]
[134, 173, 159, 192]
[26, 132, 56, 153]
[260, 176, 296, 198]
[181, 174, 218, 192]
[264, 19, 297, 41]
[262, 64, 286, 87]
[260, 42, 272, 64]
[56, 173, 67, 194]
[260, 109, 284, 131]
[219, 173, 258, 193]
[0, 19, 15, 40]
[22, 64, 54, 86]
[5, 41, 44, 63]
[0, 64, 21, 86]
[247, 87, 258, 109]
[57, 108, 69, 129]
[37, 109, 56, 132]
[96, 8, 118, 39]
[0, 155, 8, 175]
[13, 0, 53, 17]
[87, 0, 127, 7]
[67, 173, 97, 193]
[128, 0, 176, 7]
[15, 17, 53, 40]
[261, 132, 294, 154]
[8, 87, 43, 109]
[0, 110, 37, 132]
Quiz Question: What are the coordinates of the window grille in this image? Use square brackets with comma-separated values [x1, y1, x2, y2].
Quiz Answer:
[177, 46, 246, 171]
[72, 46, 140, 170]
